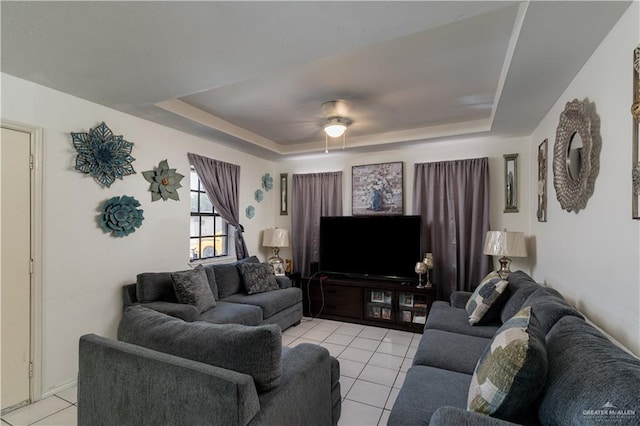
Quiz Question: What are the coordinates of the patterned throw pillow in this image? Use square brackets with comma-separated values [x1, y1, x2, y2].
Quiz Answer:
[467, 306, 548, 421]
[238, 263, 280, 295]
[171, 265, 216, 313]
[465, 272, 508, 325]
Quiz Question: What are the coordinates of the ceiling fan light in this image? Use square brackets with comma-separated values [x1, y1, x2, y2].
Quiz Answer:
[324, 117, 349, 137]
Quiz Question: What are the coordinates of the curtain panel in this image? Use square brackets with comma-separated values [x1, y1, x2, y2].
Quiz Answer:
[291, 172, 343, 277]
[187, 153, 248, 260]
[413, 157, 490, 301]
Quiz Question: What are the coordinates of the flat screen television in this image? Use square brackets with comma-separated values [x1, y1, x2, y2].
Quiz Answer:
[319, 215, 422, 281]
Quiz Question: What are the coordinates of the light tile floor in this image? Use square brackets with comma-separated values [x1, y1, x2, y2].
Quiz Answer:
[1, 317, 419, 426]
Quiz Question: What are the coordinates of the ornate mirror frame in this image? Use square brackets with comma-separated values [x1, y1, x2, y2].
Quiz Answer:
[552, 99, 601, 213]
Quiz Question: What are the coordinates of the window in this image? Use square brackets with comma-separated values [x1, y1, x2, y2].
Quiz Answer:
[190, 168, 229, 261]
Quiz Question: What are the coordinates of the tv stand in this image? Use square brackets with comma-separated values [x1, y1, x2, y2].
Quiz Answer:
[302, 275, 435, 333]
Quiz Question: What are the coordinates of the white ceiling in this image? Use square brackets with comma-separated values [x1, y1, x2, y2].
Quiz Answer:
[1, 1, 631, 159]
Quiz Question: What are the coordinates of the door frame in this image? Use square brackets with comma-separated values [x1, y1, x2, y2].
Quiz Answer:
[1, 120, 44, 403]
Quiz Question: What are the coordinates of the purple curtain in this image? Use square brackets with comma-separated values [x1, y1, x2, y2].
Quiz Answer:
[291, 172, 343, 277]
[413, 158, 490, 301]
[187, 153, 248, 259]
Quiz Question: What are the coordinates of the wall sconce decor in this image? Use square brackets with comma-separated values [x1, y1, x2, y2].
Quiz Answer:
[537, 139, 548, 222]
[280, 173, 288, 215]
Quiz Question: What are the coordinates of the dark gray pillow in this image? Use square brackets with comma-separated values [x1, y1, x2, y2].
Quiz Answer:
[238, 263, 279, 295]
[136, 272, 177, 303]
[171, 265, 216, 313]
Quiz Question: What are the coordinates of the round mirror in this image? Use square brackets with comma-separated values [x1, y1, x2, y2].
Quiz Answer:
[566, 131, 583, 180]
[553, 99, 601, 212]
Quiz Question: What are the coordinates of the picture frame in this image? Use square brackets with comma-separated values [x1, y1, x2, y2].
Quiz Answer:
[382, 308, 391, 320]
[537, 139, 548, 222]
[280, 173, 288, 216]
[399, 293, 414, 307]
[504, 154, 519, 213]
[371, 291, 384, 303]
[372, 306, 382, 318]
[272, 262, 285, 276]
[401, 310, 412, 322]
[352, 162, 403, 215]
[632, 45, 640, 219]
[383, 291, 392, 304]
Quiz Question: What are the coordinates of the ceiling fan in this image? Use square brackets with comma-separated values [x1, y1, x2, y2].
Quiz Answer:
[321, 100, 353, 152]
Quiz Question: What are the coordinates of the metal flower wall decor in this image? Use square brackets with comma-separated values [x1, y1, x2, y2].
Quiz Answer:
[98, 195, 144, 237]
[142, 159, 184, 201]
[71, 122, 136, 188]
[262, 173, 274, 191]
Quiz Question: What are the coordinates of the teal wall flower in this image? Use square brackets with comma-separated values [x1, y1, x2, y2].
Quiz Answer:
[245, 205, 255, 219]
[262, 173, 273, 191]
[72, 122, 136, 188]
[254, 189, 264, 202]
[142, 159, 184, 201]
[98, 195, 144, 237]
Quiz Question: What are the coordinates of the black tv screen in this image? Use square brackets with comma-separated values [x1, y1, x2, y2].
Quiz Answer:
[319, 215, 422, 281]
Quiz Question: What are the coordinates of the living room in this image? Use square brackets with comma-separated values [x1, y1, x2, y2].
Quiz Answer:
[1, 1, 639, 425]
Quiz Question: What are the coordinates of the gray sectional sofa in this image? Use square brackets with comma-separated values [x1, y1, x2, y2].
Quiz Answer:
[78, 305, 341, 426]
[389, 270, 640, 425]
[122, 256, 303, 331]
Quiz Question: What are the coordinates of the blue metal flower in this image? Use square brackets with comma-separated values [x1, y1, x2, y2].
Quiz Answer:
[72, 122, 136, 187]
[254, 189, 264, 202]
[262, 173, 274, 191]
[98, 195, 144, 237]
[142, 159, 184, 201]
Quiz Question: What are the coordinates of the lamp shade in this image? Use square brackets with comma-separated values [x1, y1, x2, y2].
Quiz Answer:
[262, 228, 289, 247]
[483, 231, 527, 257]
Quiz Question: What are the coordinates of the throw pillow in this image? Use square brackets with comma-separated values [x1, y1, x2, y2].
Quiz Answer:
[238, 262, 279, 295]
[171, 265, 216, 313]
[465, 273, 508, 325]
[467, 306, 548, 421]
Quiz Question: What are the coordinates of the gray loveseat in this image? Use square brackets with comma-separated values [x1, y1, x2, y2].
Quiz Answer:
[122, 256, 303, 331]
[78, 305, 341, 426]
[389, 271, 640, 425]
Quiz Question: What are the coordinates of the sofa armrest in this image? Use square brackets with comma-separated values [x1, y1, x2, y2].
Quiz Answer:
[122, 283, 137, 308]
[450, 291, 473, 308]
[142, 301, 200, 322]
[275, 276, 292, 289]
[429, 407, 520, 426]
[79, 334, 260, 426]
[249, 343, 335, 426]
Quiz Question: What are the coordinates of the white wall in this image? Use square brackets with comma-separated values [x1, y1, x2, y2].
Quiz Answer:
[275, 135, 532, 273]
[1, 74, 277, 394]
[529, 3, 639, 355]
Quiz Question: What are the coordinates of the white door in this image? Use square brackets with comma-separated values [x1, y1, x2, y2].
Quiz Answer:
[1, 127, 32, 411]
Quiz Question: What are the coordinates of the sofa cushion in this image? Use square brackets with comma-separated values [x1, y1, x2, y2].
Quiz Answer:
[222, 287, 302, 319]
[171, 265, 216, 313]
[198, 301, 263, 326]
[238, 262, 279, 295]
[202, 264, 220, 300]
[388, 365, 472, 425]
[136, 272, 178, 303]
[539, 315, 640, 425]
[499, 270, 539, 323]
[425, 301, 501, 339]
[413, 329, 491, 375]
[467, 306, 547, 422]
[117, 305, 281, 392]
[465, 274, 508, 325]
[213, 256, 260, 299]
[522, 287, 584, 334]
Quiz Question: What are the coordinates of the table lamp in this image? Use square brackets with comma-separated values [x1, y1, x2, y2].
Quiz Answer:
[483, 230, 527, 279]
[262, 228, 289, 272]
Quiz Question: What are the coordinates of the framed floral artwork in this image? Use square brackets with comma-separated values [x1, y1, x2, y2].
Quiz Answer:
[352, 162, 403, 215]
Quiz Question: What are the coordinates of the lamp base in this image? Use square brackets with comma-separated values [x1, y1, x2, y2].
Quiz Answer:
[267, 247, 284, 274]
[497, 256, 512, 280]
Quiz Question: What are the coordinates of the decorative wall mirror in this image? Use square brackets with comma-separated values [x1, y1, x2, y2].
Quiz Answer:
[503, 154, 518, 213]
[552, 99, 601, 212]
